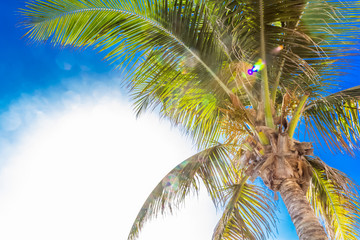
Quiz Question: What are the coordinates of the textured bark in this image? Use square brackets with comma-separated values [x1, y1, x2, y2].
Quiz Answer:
[279, 179, 328, 240]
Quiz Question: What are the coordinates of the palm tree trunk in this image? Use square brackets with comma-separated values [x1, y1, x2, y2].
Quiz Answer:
[279, 179, 328, 240]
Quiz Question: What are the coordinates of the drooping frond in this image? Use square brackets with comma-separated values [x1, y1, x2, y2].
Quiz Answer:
[128, 145, 230, 240]
[304, 86, 360, 153]
[21, 0, 253, 148]
[307, 157, 360, 240]
[131, 51, 259, 148]
[288, 0, 360, 87]
[213, 177, 277, 240]
[21, 0, 227, 73]
[131, 52, 228, 148]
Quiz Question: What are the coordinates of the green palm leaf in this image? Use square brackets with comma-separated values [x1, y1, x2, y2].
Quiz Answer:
[307, 157, 360, 240]
[213, 177, 277, 240]
[130, 48, 230, 148]
[304, 86, 360, 153]
[21, 0, 247, 148]
[128, 144, 230, 240]
[21, 0, 234, 92]
[209, 0, 359, 99]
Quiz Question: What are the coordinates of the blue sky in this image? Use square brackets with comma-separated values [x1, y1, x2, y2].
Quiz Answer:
[1, 1, 359, 240]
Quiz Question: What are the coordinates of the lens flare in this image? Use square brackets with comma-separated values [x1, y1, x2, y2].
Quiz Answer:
[247, 59, 265, 75]
[271, 45, 284, 54]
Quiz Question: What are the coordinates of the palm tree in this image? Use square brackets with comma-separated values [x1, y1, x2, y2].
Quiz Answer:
[20, 0, 360, 239]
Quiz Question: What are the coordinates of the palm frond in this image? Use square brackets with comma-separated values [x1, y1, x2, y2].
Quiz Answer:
[304, 86, 360, 153]
[307, 85, 360, 106]
[213, 177, 277, 240]
[207, 0, 360, 102]
[307, 157, 360, 240]
[131, 49, 259, 148]
[21, 0, 253, 148]
[21, 0, 234, 92]
[131, 49, 229, 149]
[128, 144, 231, 240]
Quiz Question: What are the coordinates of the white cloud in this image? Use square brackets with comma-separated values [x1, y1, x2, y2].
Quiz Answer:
[0, 79, 220, 240]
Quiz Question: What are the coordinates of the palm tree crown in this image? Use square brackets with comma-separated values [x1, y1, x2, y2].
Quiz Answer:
[20, 0, 360, 239]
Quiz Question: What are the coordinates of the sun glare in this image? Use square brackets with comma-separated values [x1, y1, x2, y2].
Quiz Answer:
[0, 90, 219, 240]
